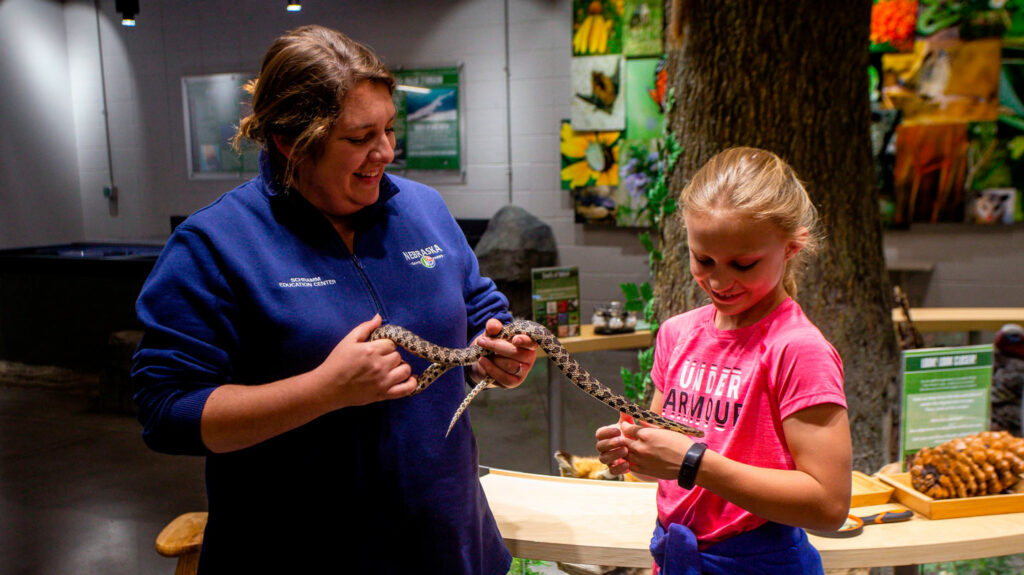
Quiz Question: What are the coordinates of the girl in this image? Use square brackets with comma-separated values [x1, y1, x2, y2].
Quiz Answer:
[596, 147, 852, 574]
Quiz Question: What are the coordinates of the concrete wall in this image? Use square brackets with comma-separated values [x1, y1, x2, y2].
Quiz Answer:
[0, 0, 1020, 315]
[885, 226, 1024, 308]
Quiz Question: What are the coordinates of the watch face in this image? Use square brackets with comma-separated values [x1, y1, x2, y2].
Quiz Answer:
[677, 442, 707, 489]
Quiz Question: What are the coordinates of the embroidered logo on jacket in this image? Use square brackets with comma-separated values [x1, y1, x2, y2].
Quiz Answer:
[403, 244, 445, 268]
[278, 276, 337, 288]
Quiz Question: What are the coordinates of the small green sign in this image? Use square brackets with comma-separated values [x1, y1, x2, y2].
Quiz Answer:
[531, 266, 581, 338]
[899, 344, 993, 468]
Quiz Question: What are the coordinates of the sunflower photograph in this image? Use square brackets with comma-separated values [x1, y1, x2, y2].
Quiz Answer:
[560, 120, 621, 224]
[560, 120, 621, 190]
[572, 0, 623, 56]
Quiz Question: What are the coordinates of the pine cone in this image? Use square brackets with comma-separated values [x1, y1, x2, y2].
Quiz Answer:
[909, 432, 1024, 499]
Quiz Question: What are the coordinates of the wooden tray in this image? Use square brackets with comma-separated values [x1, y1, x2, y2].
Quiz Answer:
[850, 470, 894, 507]
[878, 472, 1024, 519]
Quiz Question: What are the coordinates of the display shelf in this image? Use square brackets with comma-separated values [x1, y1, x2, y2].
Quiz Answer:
[878, 472, 1024, 520]
[851, 471, 894, 507]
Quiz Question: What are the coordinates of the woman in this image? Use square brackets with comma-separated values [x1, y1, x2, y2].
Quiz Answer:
[133, 25, 536, 574]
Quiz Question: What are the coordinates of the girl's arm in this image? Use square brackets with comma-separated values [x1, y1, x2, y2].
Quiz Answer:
[699, 403, 852, 530]
[599, 390, 852, 531]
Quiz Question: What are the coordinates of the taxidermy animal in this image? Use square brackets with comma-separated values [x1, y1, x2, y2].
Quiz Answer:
[576, 60, 620, 114]
[554, 450, 641, 482]
[992, 323, 1024, 436]
[973, 189, 1014, 224]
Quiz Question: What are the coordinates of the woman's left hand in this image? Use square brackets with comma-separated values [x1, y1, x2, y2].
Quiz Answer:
[469, 318, 538, 389]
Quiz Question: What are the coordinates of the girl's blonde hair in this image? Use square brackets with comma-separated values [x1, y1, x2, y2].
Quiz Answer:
[680, 147, 820, 297]
[233, 25, 395, 189]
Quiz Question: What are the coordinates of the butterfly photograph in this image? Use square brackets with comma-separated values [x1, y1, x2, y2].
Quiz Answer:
[571, 55, 625, 132]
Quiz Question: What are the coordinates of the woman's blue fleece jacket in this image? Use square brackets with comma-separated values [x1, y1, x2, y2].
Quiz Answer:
[132, 155, 513, 574]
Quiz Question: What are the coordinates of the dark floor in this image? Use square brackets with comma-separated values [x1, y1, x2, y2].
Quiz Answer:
[0, 350, 637, 575]
[0, 384, 206, 575]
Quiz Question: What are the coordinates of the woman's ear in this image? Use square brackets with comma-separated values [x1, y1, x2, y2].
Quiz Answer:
[272, 134, 293, 159]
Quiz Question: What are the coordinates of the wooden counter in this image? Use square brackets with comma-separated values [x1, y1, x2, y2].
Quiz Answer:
[892, 307, 1024, 333]
[538, 324, 652, 356]
[558, 308, 1024, 355]
[562, 308, 1024, 355]
[479, 467, 1024, 570]
[481, 467, 657, 567]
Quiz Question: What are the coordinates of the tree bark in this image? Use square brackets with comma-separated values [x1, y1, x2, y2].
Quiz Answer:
[659, 0, 899, 471]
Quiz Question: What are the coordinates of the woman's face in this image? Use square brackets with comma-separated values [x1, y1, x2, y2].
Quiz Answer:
[684, 209, 803, 330]
[292, 80, 396, 217]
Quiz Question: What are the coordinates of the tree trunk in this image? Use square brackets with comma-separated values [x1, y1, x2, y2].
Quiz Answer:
[659, 0, 899, 472]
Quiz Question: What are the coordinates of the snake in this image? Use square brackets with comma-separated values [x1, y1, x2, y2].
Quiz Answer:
[370, 319, 704, 438]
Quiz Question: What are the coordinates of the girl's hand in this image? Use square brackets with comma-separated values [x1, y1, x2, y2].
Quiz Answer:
[617, 418, 696, 481]
[468, 318, 538, 389]
[595, 413, 633, 475]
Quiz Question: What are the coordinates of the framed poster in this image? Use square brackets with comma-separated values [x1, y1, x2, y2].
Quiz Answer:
[391, 66, 462, 172]
[182, 73, 259, 180]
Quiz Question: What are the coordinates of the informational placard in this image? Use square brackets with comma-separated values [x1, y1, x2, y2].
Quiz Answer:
[900, 344, 994, 467]
[182, 73, 259, 179]
[391, 67, 461, 171]
[531, 266, 581, 338]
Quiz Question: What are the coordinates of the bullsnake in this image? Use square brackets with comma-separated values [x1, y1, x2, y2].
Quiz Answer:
[371, 319, 704, 438]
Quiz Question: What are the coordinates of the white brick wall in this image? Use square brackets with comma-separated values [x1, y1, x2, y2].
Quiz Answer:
[1, 0, 1019, 311]
[0, 0, 84, 247]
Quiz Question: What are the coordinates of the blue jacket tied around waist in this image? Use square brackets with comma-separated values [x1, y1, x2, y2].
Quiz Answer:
[651, 520, 824, 575]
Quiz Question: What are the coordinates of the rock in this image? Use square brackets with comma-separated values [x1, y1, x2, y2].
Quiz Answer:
[475, 205, 557, 282]
[475, 206, 557, 317]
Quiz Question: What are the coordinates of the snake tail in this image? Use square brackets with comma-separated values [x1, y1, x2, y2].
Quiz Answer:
[445, 377, 492, 437]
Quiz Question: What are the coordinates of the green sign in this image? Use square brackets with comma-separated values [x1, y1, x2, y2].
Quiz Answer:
[531, 267, 581, 338]
[900, 344, 994, 468]
[391, 67, 461, 171]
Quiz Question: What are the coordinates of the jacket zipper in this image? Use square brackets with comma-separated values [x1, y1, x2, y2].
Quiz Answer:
[350, 253, 388, 323]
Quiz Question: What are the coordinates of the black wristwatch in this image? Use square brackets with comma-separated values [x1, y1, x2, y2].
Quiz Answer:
[677, 442, 707, 490]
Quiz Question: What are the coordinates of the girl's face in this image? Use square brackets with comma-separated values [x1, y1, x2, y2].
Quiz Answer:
[291, 80, 396, 218]
[684, 209, 805, 330]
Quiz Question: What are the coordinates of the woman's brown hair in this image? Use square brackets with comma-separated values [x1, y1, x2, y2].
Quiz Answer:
[233, 25, 395, 189]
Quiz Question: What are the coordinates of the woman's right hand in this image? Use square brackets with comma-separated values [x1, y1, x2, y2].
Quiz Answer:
[316, 314, 417, 409]
[202, 314, 416, 453]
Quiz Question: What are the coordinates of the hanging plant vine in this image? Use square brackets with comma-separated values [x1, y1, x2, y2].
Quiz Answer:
[619, 89, 681, 404]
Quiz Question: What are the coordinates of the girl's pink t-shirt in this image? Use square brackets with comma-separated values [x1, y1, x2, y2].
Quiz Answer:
[651, 298, 846, 547]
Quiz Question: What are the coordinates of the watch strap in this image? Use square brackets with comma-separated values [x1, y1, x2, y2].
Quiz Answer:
[677, 442, 707, 490]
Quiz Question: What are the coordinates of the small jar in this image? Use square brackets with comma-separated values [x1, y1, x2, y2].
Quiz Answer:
[624, 310, 638, 329]
[593, 301, 635, 334]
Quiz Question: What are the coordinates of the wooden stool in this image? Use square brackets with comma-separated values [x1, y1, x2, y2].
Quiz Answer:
[155, 512, 207, 575]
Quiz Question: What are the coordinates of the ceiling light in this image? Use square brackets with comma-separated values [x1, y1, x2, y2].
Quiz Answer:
[396, 84, 431, 94]
[116, 0, 139, 27]
[287, 1, 302, 12]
